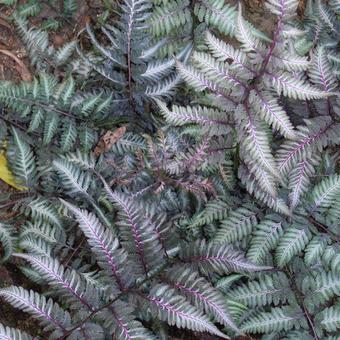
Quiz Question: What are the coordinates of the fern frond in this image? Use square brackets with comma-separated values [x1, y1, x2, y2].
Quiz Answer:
[265, 71, 332, 99]
[275, 224, 312, 268]
[103, 300, 156, 339]
[250, 90, 296, 139]
[240, 306, 304, 334]
[147, 284, 229, 339]
[103, 187, 166, 275]
[309, 174, 340, 212]
[229, 272, 292, 307]
[156, 100, 229, 127]
[60, 199, 133, 289]
[309, 46, 337, 92]
[213, 204, 259, 244]
[14, 253, 100, 311]
[7, 127, 36, 189]
[0, 223, 15, 262]
[53, 159, 92, 197]
[247, 214, 284, 265]
[320, 305, 340, 332]
[0, 286, 71, 336]
[0, 323, 32, 340]
[288, 158, 318, 210]
[194, 0, 237, 36]
[165, 266, 238, 331]
[181, 240, 271, 274]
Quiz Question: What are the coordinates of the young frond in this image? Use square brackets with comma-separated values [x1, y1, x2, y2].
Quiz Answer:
[265, 0, 299, 19]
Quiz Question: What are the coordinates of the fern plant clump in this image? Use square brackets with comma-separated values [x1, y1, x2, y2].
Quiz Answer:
[0, 0, 339, 339]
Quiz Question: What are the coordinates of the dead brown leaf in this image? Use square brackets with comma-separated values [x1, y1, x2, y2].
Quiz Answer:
[94, 126, 127, 156]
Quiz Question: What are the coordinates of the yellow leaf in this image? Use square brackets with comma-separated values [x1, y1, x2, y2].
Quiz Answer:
[0, 151, 26, 190]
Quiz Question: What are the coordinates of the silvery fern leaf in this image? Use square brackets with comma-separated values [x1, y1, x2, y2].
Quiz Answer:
[25, 198, 62, 229]
[165, 266, 239, 331]
[310, 271, 340, 305]
[288, 157, 319, 210]
[60, 200, 133, 289]
[0, 223, 15, 262]
[146, 284, 229, 339]
[320, 305, 340, 332]
[249, 90, 296, 139]
[7, 127, 36, 189]
[275, 224, 312, 268]
[180, 240, 272, 274]
[265, 0, 299, 19]
[247, 214, 284, 264]
[0, 323, 32, 340]
[204, 31, 253, 74]
[43, 112, 59, 145]
[156, 100, 229, 127]
[265, 71, 332, 99]
[228, 272, 292, 307]
[145, 74, 181, 98]
[330, 0, 340, 14]
[309, 46, 337, 92]
[0, 286, 71, 337]
[19, 236, 52, 257]
[240, 306, 304, 334]
[236, 4, 265, 52]
[187, 198, 232, 230]
[238, 164, 290, 215]
[14, 253, 100, 312]
[213, 204, 259, 244]
[315, 0, 337, 31]
[194, 0, 237, 36]
[309, 174, 340, 212]
[53, 159, 92, 197]
[276, 117, 339, 175]
[242, 154, 278, 198]
[54, 41, 76, 66]
[191, 52, 246, 90]
[149, 0, 191, 37]
[60, 119, 77, 152]
[236, 104, 279, 178]
[102, 300, 156, 339]
[102, 184, 166, 275]
[304, 235, 331, 266]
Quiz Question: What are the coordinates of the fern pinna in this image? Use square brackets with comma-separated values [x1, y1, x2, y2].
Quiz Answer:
[0, 0, 339, 339]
